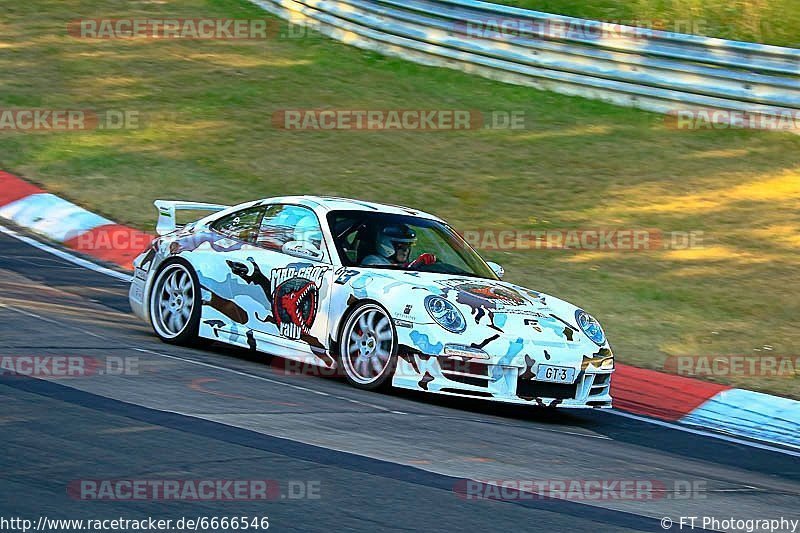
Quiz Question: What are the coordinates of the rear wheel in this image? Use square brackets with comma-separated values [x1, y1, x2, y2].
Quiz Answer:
[339, 303, 397, 390]
[149, 260, 201, 345]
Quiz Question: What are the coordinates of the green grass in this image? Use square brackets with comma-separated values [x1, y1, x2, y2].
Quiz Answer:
[1, 0, 799, 397]
[497, 0, 800, 47]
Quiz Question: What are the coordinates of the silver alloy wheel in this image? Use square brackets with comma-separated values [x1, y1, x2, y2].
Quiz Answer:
[341, 304, 395, 385]
[150, 263, 195, 339]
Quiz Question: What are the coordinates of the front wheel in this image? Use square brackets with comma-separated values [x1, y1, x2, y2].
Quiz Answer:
[148, 260, 201, 345]
[339, 302, 397, 390]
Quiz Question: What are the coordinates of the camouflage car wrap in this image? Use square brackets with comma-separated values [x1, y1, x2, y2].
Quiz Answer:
[129, 196, 612, 409]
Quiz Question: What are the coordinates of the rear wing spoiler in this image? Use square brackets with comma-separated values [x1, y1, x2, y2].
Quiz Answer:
[154, 200, 230, 235]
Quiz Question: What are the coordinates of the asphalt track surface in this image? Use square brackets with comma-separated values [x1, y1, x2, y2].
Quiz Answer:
[1, 228, 799, 532]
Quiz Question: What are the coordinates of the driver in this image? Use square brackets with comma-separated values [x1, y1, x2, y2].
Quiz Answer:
[362, 224, 436, 268]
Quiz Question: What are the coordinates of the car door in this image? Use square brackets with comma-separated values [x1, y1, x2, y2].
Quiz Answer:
[226, 204, 336, 366]
[195, 204, 266, 337]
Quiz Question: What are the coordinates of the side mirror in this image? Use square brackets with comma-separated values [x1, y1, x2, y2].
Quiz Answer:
[281, 240, 324, 262]
[486, 261, 504, 279]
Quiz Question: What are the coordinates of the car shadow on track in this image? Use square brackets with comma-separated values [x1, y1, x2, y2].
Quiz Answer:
[151, 340, 800, 479]
[197, 340, 596, 427]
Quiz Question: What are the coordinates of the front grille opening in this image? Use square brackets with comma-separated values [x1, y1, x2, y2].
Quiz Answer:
[443, 374, 489, 387]
[438, 357, 491, 387]
[440, 388, 493, 398]
[517, 380, 578, 400]
[592, 374, 611, 386]
[438, 358, 489, 376]
[589, 373, 611, 395]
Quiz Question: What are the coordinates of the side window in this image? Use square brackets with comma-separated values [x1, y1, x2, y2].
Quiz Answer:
[257, 205, 326, 260]
[211, 206, 264, 242]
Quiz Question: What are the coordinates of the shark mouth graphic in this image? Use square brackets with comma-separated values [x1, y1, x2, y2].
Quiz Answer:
[272, 277, 318, 336]
[457, 283, 526, 306]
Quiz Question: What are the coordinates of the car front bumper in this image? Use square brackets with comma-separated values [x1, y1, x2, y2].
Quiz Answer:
[392, 353, 613, 408]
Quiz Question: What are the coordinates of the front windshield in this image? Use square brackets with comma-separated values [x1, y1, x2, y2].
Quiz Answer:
[327, 210, 498, 280]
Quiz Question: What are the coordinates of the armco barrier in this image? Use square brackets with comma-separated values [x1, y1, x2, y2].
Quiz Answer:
[249, 0, 800, 120]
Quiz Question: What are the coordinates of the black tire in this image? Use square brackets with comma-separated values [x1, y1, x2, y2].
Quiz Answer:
[148, 259, 202, 345]
[338, 302, 398, 390]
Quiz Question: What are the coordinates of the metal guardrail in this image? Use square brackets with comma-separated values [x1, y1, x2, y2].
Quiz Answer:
[249, 0, 800, 119]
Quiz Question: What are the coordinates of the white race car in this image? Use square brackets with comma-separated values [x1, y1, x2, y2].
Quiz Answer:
[129, 196, 613, 408]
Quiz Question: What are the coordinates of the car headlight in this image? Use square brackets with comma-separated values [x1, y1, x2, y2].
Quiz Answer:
[575, 309, 605, 346]
[424, 295, 466, 333]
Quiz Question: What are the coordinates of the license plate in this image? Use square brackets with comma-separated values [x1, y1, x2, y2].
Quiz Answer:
[536, 365, 576, 384]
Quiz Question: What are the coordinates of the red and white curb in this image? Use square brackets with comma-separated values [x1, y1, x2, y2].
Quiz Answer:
[0, 171, 797, 450]
[0, 171, 153, 270]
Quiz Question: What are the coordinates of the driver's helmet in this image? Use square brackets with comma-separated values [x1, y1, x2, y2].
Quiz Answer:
[294, 214, 323, 249]
[376, 224, 416, 258]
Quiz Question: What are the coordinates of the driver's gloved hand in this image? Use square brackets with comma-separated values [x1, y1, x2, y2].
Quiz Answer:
[406, 253, 436, 268]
